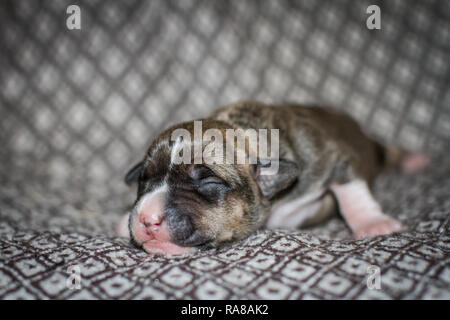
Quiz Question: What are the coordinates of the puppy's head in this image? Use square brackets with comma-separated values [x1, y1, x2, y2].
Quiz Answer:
[125, 119, 298, 255]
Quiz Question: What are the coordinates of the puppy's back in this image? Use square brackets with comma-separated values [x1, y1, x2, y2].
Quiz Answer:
[211, 101, 385, 186]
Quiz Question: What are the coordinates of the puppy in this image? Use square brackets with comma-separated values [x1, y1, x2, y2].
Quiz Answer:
[116, 101, 429, 255]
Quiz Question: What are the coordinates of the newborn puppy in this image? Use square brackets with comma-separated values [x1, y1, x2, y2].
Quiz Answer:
[116, 101, 429, 255]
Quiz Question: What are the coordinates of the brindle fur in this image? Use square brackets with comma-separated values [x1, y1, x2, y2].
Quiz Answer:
[127, 101, 388, 250]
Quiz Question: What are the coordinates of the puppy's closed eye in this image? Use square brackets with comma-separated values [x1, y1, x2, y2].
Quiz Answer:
[200, 176, 227, 186]
[190, 165, 230, 202]
[190, 165, 215, 180]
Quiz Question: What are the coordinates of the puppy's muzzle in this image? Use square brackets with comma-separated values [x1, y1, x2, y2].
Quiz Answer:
[130, 189, 195, 255]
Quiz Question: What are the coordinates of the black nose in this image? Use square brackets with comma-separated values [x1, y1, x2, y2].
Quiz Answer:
[166, 211, 195, 244]
[165, 210, 210, 246]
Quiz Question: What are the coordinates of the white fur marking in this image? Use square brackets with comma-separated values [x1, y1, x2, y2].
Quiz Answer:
[136, 184, 168, 214]
[170, 137, 184, 166]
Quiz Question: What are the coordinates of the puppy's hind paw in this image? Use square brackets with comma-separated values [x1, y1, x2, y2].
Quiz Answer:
[354, 217, 403, 239]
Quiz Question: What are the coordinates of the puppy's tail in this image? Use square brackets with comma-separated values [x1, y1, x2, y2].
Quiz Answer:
[381, 144, 430, 174]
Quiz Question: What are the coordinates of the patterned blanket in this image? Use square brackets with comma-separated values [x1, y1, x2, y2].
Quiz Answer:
[0, 156, 448, 300]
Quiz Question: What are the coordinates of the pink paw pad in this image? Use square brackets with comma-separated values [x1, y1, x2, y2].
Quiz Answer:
[401, 152, 430, 174]
[354, 217, 403, 239]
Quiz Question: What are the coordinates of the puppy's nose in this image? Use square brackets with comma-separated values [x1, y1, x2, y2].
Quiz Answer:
[140, 210, 163, 228]
[137, 190, 166, 229]
[132, 189, 172, 244]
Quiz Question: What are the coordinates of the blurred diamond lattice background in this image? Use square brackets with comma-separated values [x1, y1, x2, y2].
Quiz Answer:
[0, 0, 449, 201]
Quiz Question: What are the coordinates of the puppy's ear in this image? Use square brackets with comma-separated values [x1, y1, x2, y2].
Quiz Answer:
[124, 161, 143, 185]
[252, 158, 299, 199]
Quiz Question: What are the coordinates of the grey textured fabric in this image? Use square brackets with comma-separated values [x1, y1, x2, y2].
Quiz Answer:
[0, 0, 449, 299]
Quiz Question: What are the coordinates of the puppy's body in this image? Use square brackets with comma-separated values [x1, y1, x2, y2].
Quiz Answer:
[211, 101, 385, 228]
[119, 101, 428, 255]
[212, 101, 384, 185]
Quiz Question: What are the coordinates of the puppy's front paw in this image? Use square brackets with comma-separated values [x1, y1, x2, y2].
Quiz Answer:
[354, 217, 403, 239]
[116, 213, 130, 238]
